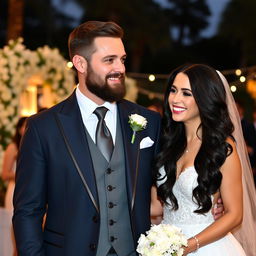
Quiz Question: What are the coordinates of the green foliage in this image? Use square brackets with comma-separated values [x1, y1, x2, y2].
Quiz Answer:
[73, 0, 172, 72]
[166, 0, 211, 44]
[218, 0, 256, 66]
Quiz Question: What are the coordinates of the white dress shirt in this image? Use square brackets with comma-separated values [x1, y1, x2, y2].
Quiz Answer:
[76, 85, 117, 144]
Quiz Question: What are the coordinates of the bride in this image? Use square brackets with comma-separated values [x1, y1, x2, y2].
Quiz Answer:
[151, 64, 256, 255]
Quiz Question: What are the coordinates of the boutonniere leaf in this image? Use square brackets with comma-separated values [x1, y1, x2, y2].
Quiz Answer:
[128, 114, 147, 144]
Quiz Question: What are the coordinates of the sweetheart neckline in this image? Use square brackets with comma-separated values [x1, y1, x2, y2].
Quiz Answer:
[177, 166, 195, 179]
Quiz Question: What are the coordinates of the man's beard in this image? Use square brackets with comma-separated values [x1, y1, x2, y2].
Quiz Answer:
[86, 65, 126, 102]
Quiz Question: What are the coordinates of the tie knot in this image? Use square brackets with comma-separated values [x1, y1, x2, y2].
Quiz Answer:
[94, 107, 108, 120]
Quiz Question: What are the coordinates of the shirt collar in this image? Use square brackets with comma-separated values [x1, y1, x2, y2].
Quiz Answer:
[76, 84, 117, 119]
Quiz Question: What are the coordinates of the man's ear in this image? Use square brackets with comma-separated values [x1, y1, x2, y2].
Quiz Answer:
[72, 55, 87, 73]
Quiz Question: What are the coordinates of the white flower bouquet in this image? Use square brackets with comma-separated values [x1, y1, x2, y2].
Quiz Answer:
[137, 224, 187, 256]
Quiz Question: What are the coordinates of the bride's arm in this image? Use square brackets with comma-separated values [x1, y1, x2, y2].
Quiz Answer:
[184, 138, 243, 254]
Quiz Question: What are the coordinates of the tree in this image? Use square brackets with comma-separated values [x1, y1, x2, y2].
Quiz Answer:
[21, 0, 76, 57]
[166, 0, 210, 45]
[7, 0, 24, 42]
[72, 0, 172, 72]
[218, 0, 256, 67]
[2, 0, 75, 55]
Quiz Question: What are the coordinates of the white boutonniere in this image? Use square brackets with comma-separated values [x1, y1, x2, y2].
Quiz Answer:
[128, 114, 147, 144]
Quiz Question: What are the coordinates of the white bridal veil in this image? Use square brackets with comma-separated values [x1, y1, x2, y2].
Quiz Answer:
[217, 71, 256, 256]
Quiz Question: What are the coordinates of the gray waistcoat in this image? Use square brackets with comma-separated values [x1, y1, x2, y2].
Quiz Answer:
[85, 113, 135, 256]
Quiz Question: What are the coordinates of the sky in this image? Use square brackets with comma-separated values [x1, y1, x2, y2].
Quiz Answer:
[53, 0, 231, 38]
[201, 0, 231, 37]
[154, 0, 231, 37]
[52, 0, 83, 26]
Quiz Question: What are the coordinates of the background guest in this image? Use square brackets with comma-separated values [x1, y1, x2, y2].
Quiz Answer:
[1, 116, 27, 256]
[236, 100, 256, 177]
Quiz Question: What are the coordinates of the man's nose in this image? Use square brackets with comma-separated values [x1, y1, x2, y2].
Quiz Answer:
[114, 59, 125, 73]
[173, 92, 181, 102]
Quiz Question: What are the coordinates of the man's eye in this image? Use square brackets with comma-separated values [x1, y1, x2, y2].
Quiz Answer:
[121, 58, 126, 64]
[105, 58, 113, 63]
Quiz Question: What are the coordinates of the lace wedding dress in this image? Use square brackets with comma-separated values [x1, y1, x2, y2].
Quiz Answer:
[158, 166, 246, 256]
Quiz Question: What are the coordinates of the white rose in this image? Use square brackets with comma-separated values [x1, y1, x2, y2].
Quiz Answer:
[1, 71, 9, 81]
[5, 121, 15, 131]
[6, 105, 16, 116]
[2, 117, 10, 126]
[1, 90, 12, 101]
[0, 57, 8, 66]
[130, 114, 147, 127]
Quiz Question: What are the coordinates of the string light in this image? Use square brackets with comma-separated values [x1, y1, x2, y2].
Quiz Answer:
[235, 69, 242, 76]
[148, 74, 155, 82]
[231, 85, 237, 92]
[240, 76, 246, 83]
[128, 65, 256, 80]
[66, 61, 73, 69]
[127, 66, 256, 100]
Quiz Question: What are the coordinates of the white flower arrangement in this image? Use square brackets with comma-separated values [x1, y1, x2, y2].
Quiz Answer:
[137, 224, 187, 256]
[0, 38, 75, 152]
[128, 113, 147, 143]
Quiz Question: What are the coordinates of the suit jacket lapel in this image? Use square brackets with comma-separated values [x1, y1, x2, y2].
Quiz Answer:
[55, 92, 99, 212]
[118, 101, 141, 210]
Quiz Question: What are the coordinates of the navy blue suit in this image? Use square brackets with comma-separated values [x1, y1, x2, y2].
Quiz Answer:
[13, 91, 161, 256]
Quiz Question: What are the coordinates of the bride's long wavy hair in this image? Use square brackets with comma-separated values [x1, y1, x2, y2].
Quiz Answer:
[156, 64, 234, 214]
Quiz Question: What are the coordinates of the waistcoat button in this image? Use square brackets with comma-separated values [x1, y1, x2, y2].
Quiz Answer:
[106, 168, 113, 174]
[107, 185, 113, 191]
[109, 219, 115, 225]
[108, 202, 114, 208]
[110, 236, 116, 242]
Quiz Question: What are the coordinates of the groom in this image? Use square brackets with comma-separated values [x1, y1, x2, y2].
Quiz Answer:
[13, 21, 161, 256]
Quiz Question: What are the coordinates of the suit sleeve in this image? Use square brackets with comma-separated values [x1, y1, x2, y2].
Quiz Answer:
[13, 118, 47, 256]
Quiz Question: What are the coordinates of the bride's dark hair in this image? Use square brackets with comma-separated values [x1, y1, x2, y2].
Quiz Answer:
[156, 64, 234, 214]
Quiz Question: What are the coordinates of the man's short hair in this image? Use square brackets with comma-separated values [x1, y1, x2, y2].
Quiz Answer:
[68, 21, 124, 60]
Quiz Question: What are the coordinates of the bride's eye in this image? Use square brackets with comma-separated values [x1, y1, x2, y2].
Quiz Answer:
[183, 91, 192, 97]
[170, 87, 176, 94]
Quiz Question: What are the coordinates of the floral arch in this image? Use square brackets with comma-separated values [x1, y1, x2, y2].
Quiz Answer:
[0, 38, 75, 156]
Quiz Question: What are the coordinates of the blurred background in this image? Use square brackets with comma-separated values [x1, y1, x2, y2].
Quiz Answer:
[1, 0, 256, 204]
[1, 0, 256, 106]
